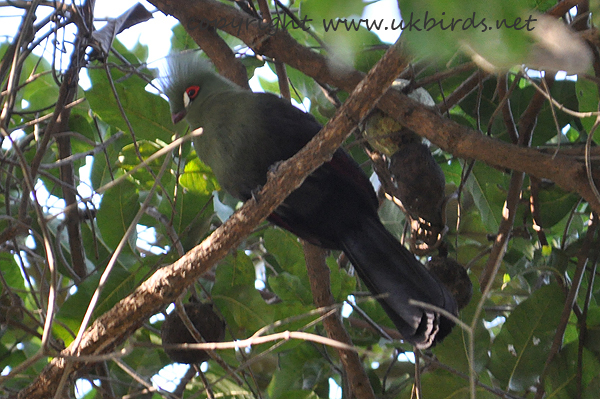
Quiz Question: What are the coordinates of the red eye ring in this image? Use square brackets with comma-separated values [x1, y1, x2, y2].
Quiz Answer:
[185, 85, 200, 100]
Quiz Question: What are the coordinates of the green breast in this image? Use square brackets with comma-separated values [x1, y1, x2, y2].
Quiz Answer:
[189, 92, 273, 200]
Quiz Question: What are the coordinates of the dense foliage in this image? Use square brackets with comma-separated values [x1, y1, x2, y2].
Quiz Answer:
[1, 0, 600, 398]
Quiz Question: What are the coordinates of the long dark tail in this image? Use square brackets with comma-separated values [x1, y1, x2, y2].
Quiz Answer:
[339, 216, 457, 348]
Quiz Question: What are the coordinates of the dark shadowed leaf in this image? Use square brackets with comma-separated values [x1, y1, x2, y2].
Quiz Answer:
[545, 341, 600, 398]
[90, 3, 153, 59]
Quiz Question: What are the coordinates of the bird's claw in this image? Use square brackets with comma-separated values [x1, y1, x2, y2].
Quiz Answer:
[250, 186, 263, 202]
[267, 161, 283, 178]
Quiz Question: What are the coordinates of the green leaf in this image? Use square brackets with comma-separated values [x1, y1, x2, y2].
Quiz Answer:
[21, 85, 59, 113]
[212, 253, 274, 334]
[299, 0, 382, 69]
[537, 184, 579, 228]
[530, 80, 578, 146]
[433, 276, 490, 374]
[179, 156, 220, 195]
[465, 162, 510, 232]
[192, 367, 255, 398]
[263, 228, 306, 277]
[399, 0, 535, 70]
[545, 342, 600, 399]
[96, 179, 140, 250]
[130, 41, 149, 63]
[327, 256, 356, 303]
[277, 390, 320, 399]
[86, 66, 174, 143]
[119, 140, 169, 189]
[298, 0, 380, 68]
[355, 297, 395, 331]
[0, 347, 30, 391]
[268, 272, 313, 306]
[90, 128, 126, 190]
[583, 306, 600, 355]
[0, 253, 26, 293]
[16, 53, 58, 114]
[268, 64, 320, 103]
[407, 368, 497, 399]
[272, 301, 316, 333]
[488, 283, 565, 391]
[216, 252, 256, 286]
[576, 77, 600, 138]
[68, 107, 96, 152]
[440, 157, 466, 187]
[157, 185, 214, 252]
[267, 343, 327, 399]
[213, 284, 274, 335]
[78, 214, 133, 273]
[170, 23, 199, 52]
[378, 197, 407, 239]
[584, 377, 600, 399]
[300, 0, 367, 22]
[56, 265, 136, 345]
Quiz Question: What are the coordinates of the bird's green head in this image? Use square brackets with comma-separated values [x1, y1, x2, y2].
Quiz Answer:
[161, 52, 239, 124]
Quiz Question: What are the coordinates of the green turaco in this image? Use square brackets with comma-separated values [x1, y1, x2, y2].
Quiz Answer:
[162, 52, 458, 348]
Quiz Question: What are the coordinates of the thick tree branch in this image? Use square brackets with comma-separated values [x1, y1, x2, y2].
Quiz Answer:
[16, 36, 408, 399]
[377, 92, 600, 213]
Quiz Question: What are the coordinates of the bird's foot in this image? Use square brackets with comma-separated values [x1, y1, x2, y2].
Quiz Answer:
[267, 161, 284, 178]
[250, 186, 263, 202]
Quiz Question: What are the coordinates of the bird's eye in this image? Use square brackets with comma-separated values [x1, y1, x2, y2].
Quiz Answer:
[186, 85, 200, 99]
[183, 85, 200, 108]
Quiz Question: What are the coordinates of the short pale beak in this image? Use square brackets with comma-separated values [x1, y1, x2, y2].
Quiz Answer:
[172, 110, 187, 124]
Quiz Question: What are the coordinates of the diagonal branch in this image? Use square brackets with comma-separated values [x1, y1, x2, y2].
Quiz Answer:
[15, 36, 408, 399]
